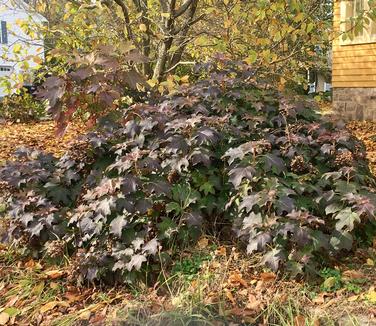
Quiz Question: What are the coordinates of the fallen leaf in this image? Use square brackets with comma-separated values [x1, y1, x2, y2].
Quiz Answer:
[2, 308, 20, 317]
[215, 246, 227, 256]
[366, 290, 376, 303]
[313, 293, 326, 304]
[44, 270, 65, 279]
[366, 258, 375, 266]
[32, 282, 45, 295]
[40, 301, 59, 313]
[294, 315, 306, 326]
[5, 296, 19, 307]
[276, 294, 288, 303]
[64, 292, 83, 303]
[24, 259, 35, 268]
[246, 294, 262, 311]
[342, 270, 364, 280]
[0, 122, 86, 162]
[225, 289, 236, 305]
[229, 307, 254, 317]
[228, 272, 248, 287]
[0, 312, 9, 325]
[322, 298, 337, 308]
[50, 282, 59, 290]
[255, 280, 264, 291]
[197, 237, 209, 249]
[204, 291, 218, 305]
[260, 272, 276, 282]
[190, 280, 198, 290]
[347, 295, 359, 302]
[78, 310, 91, 320]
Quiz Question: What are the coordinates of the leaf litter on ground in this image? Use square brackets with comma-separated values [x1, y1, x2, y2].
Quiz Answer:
[0, 121, 86, 163]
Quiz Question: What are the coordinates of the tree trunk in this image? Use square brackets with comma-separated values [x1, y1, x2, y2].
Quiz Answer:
[153, 38, 173, 81]
[169, 0, 198, 71]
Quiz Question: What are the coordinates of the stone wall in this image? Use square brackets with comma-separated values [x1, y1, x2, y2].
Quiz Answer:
[333, 88, 376, 120]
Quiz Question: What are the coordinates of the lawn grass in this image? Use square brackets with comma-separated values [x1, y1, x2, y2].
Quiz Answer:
[0, 238, 375, 325]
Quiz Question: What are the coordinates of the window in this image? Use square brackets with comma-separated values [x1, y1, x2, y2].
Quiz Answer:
[0, 21, 7, 44]
[0, 66, 12, 72]
[340, 0, 376, 44]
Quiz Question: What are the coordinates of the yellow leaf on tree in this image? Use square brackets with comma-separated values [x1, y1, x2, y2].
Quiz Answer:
[224, 19, 232, 29]
[33, 56, 43, 65]
[15, 18, 24, 26]
[244, 50, 257, 65]
[13, 44, 22, 54]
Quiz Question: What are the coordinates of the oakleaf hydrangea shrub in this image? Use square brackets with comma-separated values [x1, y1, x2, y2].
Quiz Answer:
[1, 60, 376, 282]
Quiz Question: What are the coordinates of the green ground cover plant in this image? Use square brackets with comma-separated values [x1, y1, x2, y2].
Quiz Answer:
[0, 91, 46, 122]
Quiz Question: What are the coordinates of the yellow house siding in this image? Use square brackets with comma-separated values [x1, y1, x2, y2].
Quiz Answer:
[332, 0, 376, 88]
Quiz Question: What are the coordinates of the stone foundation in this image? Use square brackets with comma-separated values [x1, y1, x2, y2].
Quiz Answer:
[333, 88, 376, 121]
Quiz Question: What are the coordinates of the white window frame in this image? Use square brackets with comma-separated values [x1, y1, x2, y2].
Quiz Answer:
[340, 0, 376, 45]
[0, 66, 12, 72]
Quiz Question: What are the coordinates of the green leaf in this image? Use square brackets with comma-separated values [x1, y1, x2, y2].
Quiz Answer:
[330, 231, 353, 251]
[199, 181, 215, 195]
[110, 215, 128, 238]
[306, 22, 314, 33]
[3, 307, 20, 317]
[262, 248, 286, 271]
[157, 218, 177, 239]
[325, 203, 342, 215]
[166, 202, 182, 215]
[335, 208, 360, 232]
[244, 50, 258, 65]
[322, 276, 338, 290]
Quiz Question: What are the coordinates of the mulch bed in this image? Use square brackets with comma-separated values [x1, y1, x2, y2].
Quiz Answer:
[0, 121, 86, 163]
[347, 121, 376, 176]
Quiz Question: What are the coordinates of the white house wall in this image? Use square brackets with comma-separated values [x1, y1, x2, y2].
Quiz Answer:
[0, 0, 46, 96]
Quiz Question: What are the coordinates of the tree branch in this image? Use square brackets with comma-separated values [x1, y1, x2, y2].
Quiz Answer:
[174, 0, 194, 18]
[159, 0, 169, 13]
[112, 0, 134, 40]
[173, 13, 205, 35]
[163, 60, 195, 74]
